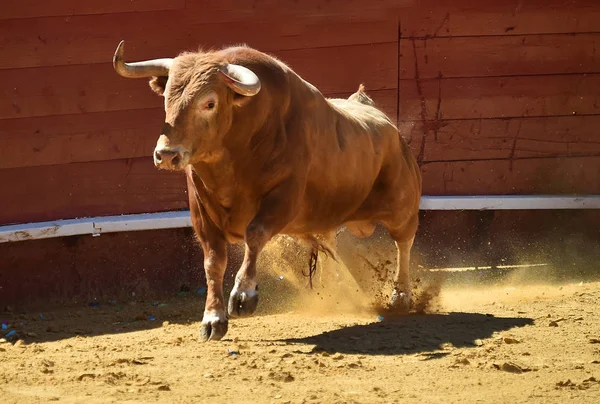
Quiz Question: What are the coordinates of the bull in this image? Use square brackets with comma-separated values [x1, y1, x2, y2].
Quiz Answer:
[112, 41, 422, 341]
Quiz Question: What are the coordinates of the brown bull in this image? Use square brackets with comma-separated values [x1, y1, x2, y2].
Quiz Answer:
[113, 41, 422, 341]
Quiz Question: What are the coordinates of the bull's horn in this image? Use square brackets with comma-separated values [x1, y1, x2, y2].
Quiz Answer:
[113, 40, 173, 78]
[219, 64, 261, 96]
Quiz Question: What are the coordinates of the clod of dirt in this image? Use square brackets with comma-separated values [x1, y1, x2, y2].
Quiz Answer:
[14, 339, 26, 347]
[503, 337, 521, 344]
[456, 357, 471, 366]
[549, 321, 559, 327]
[78, 373, 97, 381]
[41, 359, 55, 368]
[556, 377, 599, 390]
[38, 358, 55, 373]
[203, 372, 214, 379]
[589, 338, 600, 344]
[556, 379, 576, 388]
[162, 321, 170, 327]
[157, 384, 171, 391]
[268, 370, 295, 382]
[473, 339, 484, 346]
[494, 361, 531, 374]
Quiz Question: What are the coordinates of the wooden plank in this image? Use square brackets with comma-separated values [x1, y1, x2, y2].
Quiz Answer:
[400, 0, 600, 38]
[0, 89, 396, 170]
[421, 156, 600, 195]
[2, 0, 185, 19]
[0, 158, 187, 226]
[184, 0, 413, 22]
[0, 228, 205, 307]
[1, 42, 397, 120]
[0, 63, 162, 119]
[3, 0, 408, 21]
[0, 13, 397, 69]
[404, 115, 600, 162]
[0, 109, 163, 169]
[401, 34, 600, 80]
[400, 74, 600, 121]
[275, 42, 397, 94]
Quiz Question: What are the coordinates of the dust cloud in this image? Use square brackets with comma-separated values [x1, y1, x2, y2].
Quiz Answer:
[247, 226, 598, 320]
[252, 229, 446, 318]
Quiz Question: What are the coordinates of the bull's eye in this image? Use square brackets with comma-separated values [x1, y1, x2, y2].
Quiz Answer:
[206, 101, 215, 110]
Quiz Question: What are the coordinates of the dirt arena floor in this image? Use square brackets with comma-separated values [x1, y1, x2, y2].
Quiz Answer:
[1, 235, 599, 403]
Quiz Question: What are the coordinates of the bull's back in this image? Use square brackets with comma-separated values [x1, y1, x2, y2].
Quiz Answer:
[287, 98, 406, 232]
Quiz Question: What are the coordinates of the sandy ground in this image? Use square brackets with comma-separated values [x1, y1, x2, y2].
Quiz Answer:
[1, 236, 600, 404]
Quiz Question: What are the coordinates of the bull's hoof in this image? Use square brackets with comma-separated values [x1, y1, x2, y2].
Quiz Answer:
[228, 288, 259, 318]
[199, 311, 229, 342]
[389, 289, 412, 313]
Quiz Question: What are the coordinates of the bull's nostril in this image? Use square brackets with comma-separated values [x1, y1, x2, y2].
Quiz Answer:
[154, 151, 162, 163]
[171, 154, 181, 167]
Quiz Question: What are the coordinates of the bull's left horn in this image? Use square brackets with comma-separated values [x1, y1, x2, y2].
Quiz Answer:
[113, 40, 173, 78]
[219, 64, 261, 96]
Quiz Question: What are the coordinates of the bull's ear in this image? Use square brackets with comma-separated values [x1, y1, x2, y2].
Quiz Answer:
[149, 76, 168, 96]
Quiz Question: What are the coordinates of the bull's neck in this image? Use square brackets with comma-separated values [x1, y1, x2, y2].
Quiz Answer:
[189, 149, 237, 211]
[191, 149, 234, 188]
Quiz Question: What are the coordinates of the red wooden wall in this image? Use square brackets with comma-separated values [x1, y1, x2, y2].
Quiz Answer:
[1, 0, 599, 227]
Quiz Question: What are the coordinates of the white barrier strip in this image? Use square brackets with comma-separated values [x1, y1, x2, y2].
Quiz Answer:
[0, 211, 191, 244]
[1, 195, 599, 243]
[419, 195, 600, 210]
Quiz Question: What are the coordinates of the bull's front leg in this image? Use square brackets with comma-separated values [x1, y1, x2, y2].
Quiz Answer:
[200, 240, 228, 341]
[228, 178, 301, 317]
[188, 177, 229, 342]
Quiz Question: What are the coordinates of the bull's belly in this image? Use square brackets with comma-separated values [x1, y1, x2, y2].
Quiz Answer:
[283, 192, 374, 234]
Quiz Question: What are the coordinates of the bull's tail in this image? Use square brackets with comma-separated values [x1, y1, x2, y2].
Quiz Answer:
[348, 83, 375, 106]
[301, 234, 338, 289]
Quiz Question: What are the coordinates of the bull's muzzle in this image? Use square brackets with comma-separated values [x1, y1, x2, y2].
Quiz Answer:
[154, 147, 185, 170]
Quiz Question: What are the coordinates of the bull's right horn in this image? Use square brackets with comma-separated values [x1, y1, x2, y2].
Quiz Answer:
[219, 64, 261, 97]
[113, 40, 173, 78]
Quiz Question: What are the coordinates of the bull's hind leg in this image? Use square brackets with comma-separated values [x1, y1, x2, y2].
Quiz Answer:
[386, 214, 419, 312]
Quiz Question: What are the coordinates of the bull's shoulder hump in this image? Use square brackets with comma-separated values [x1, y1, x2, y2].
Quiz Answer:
[328, 99, 393, 125]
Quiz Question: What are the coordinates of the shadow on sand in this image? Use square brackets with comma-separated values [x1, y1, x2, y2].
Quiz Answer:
[282, 311, 533, 356]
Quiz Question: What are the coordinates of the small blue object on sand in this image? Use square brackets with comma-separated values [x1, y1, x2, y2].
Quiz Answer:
[377, 315, 384, 322]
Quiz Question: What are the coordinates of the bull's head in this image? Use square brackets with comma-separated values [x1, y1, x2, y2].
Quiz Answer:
[113, 41, 261, 170]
